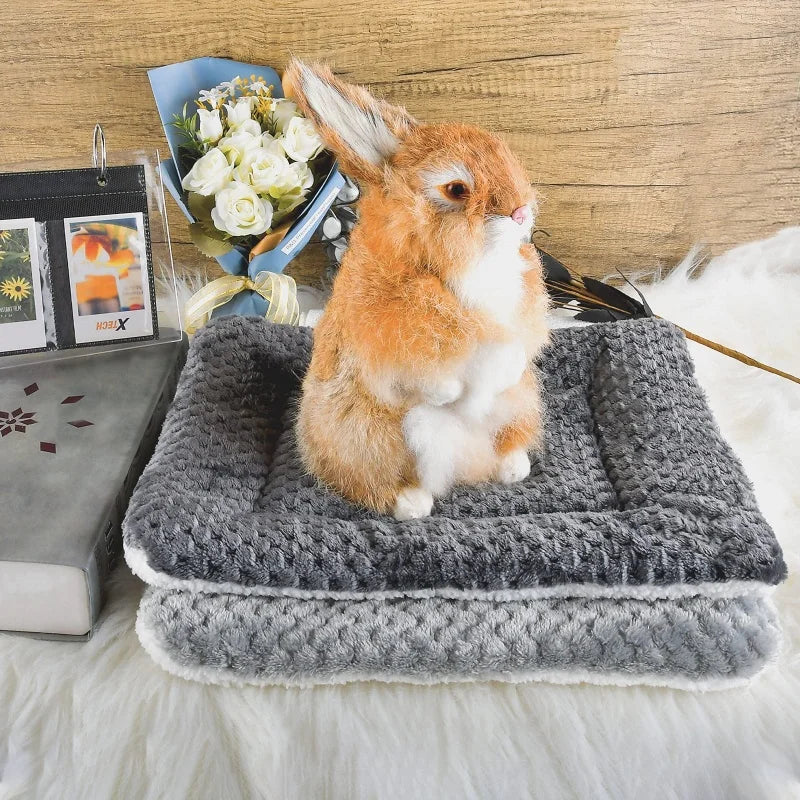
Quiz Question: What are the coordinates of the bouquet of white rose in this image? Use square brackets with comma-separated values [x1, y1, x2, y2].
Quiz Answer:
[149, 58, 344, 329]
[172, 74, 329, 258]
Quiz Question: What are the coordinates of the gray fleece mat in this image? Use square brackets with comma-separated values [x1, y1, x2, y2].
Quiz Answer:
[124, 316, 785, 688]
[136, 588, 779, 690]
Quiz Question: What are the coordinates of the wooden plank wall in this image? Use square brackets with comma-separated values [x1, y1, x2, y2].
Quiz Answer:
[3, 0, 798, 284]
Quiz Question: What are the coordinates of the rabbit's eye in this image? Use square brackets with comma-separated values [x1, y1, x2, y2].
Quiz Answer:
[442, 181, 470, 202]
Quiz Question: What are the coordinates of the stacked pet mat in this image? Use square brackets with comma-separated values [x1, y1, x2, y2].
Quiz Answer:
[123, 316, 785, 690]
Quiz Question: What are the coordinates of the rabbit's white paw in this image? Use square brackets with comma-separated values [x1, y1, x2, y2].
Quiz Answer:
[494, 342, 527, 392]
[393, 487, 434, 520]
[497, 449, 530, 484]
[424, 377, 464, 406]
[458, 389, 495, 421]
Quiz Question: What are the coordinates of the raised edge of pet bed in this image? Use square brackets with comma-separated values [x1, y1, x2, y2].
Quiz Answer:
[123, 316, 785, 688]
[123, 317, 785, 600]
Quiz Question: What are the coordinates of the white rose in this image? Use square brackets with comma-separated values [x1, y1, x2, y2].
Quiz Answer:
[271, 164, 314, 221]
[274, 186, 307, 219]
[224, 97, 254, 128]
[270, 98, 300, 133]
[236, 118, 263, 138]
[218, 129, 262, 166]
[262, 136, 287, 157]
[261, 131, 279, 149]
[266, 166, 301, 198]
[211, 181, 272, 237]
[290, 161, 314, 191]
[198, 108, 223, 142]
[180, 147, 233, 196]
[279, 116, 324, 162]
[238, 146, 292, 195]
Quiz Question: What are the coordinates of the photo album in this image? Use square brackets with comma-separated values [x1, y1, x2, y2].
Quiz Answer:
[0, 163, 158, 358]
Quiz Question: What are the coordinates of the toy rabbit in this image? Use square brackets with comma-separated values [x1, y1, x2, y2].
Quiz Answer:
[286, 59, 550, 520]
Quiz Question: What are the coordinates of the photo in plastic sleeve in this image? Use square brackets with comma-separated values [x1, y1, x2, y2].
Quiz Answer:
[64, 212, 155, 344]
[0, 218, 47, 355]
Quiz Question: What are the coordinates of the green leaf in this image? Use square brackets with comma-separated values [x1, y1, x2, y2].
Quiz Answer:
[198, 216, 224, 238]
[187, 192, 222, 236]
[187, 191, 215, 221]
[188, 223, 234, 258]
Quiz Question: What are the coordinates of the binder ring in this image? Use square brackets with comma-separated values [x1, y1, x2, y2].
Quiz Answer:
[92, 123, 108, 186]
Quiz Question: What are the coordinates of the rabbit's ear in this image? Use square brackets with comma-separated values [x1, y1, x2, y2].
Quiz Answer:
[283, 59, 417, 184]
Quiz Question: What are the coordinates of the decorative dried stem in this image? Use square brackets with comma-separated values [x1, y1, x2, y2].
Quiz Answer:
[549, 286, 800, 386]
[672, 324, 800, 385]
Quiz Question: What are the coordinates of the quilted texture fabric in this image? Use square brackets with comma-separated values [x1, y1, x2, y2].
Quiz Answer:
[137, 588, 780, 689]
[124, 316, 785, 598]
[124, 316, 785, 688]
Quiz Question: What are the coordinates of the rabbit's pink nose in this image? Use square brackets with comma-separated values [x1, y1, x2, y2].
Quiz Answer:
[511, 205, 531, 225]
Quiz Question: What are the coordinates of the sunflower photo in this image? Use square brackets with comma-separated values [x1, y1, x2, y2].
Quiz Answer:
[0, 224, 37, 325]
[0, 218, 47, 355]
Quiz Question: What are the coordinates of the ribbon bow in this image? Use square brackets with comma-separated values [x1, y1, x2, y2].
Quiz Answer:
[183, 271, 299, 335]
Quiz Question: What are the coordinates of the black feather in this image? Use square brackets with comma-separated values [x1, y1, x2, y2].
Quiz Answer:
[614, 268, 654, 317]
[574, 308, 629, 322]
[580, 276, 650, 319]
[539, 250, 572, 286]
[538, 250, 577, 303]
[539, 248, 653, 323]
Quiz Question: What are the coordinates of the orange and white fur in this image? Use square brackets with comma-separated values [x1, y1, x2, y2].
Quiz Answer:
[286, 60, 550, 520]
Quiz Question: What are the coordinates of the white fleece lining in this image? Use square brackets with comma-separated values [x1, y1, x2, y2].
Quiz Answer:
[124, 543, 774, 603]
[134, 602, 779, 693]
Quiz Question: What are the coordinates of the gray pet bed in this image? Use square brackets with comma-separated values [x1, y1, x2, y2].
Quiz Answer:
[124, 316, 785, 689]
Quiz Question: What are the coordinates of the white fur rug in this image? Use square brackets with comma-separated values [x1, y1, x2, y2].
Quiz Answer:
[1, 230, 798, 800]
